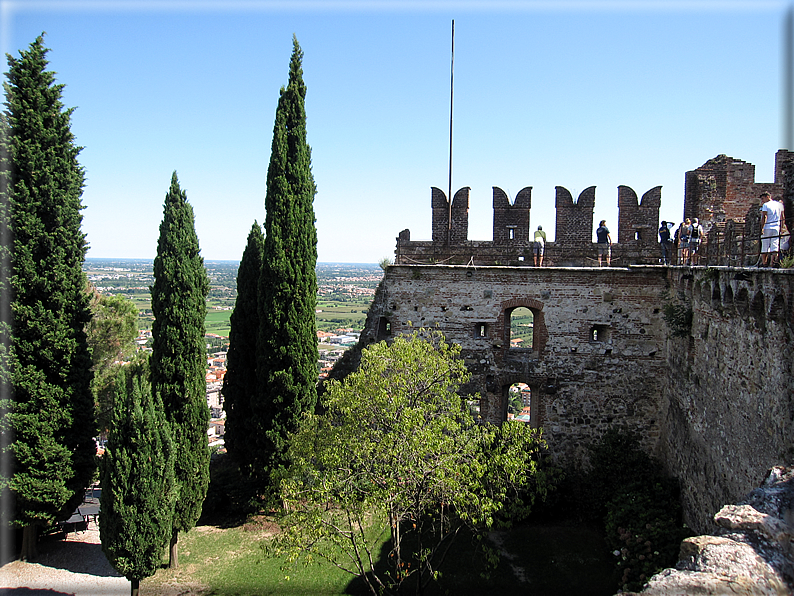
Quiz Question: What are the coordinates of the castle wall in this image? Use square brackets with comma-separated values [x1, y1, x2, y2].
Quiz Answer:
[658, 267, 794, 533]
[355, 265, 794, 534]
[359, 265, 670, 468]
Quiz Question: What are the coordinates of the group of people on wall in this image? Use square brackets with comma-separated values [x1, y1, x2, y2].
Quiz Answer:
[657, 192, 790, 267]
[530, 192, 790, 268]
[658, 218, 705, 266]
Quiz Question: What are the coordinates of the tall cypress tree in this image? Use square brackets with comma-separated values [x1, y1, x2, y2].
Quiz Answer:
[256, 36, 318, 488]
[150, 171, 209, 568]
[100, 357, 175, 596]
[2, 35, 96, 560]
[222, 221, 264, 472]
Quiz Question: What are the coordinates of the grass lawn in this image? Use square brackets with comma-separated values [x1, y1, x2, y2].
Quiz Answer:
[140, 516, 616, 596]
[142, 518, 370, 596]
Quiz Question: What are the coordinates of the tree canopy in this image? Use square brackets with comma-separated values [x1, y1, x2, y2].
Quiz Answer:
[255, 35, 318, 490]
[2, 34, 95, 560]
[86, 289, 138, 433]
[222, 220, 264, 473]
[100, 356, 175, 596]
[271, 332, 549, 596]
[150, 171, 210, 567]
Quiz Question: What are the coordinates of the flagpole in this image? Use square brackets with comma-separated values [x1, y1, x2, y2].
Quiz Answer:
[448, 19, 455, 246]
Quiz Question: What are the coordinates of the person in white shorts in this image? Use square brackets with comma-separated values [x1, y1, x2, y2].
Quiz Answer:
[760, 192, 784, 267]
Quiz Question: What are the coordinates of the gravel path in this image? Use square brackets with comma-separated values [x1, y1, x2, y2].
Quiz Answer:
[0, 519, 130, 596]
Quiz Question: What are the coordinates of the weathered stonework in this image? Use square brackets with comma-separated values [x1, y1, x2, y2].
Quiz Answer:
[354, 151, 794, 543]
[356, 264, 671, 467]
[659, 267, 794, 534]
[628, 466, 794, 595]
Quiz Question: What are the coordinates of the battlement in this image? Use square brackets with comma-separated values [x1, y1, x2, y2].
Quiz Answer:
[396, 184, 662, 266]
[396, 151, 794, 267]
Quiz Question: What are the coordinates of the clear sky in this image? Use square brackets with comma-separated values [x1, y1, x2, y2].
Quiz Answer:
[2, 0, 789, 263]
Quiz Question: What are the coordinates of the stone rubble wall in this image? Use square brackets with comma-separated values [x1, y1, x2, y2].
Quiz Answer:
[349, 264, 794, 537]
[358, 264, 670, 468]
[659, 268, 794, 534]
[626, 466, 794, 596]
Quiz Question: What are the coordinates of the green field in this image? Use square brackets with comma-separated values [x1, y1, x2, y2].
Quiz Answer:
[205, 309, 233, 337]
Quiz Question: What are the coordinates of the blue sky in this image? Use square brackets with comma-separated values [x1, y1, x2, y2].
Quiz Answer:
[2, 0, 789, 263]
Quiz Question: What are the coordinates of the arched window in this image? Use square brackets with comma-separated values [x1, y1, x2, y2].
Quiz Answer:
[509, 307, 534, 350]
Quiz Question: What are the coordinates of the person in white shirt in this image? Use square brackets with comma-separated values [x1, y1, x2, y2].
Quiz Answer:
[760, 192, 785, 267]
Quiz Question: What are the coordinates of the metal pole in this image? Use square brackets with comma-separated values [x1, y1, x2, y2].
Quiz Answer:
[786, 6, 793, 151]
[448, 19, 455, 246]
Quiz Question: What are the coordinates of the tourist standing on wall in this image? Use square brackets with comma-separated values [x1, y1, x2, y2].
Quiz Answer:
[689, 218, 704, 266]
[680, 219, 692, 265]
[596, 220, 611, 266]
[659, 221, 672, 265]
[760, 192, 785, 267]
[533, 225, 547, 267]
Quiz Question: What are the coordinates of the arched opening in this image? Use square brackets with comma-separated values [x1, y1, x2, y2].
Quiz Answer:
[507, 382, 531, 423]
[509, 307, 534, 350]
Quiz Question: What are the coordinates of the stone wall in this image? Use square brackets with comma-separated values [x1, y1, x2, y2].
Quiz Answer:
[628, 466, 794, 595]
[350, 263, 794, 536]
[357, 264, 671, 467]
[658, 267, 794, 533]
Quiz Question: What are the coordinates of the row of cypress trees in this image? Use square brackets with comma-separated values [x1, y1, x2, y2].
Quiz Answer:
[222, 35, 318, 493]
[2, 32, 318, 594]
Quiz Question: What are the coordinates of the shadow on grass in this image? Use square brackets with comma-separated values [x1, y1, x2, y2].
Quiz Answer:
[343, 516, 616, 596]
[199, 453, 264, 529]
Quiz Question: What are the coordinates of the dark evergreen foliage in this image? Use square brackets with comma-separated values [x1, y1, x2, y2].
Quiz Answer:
[222, 221, 264, 472]
[100, 357, 175, 594]
[256, 36, 318, 488]
[86, 290, 138, 433]
[2, 35, 96, 559]
[150, 171, 210, 565]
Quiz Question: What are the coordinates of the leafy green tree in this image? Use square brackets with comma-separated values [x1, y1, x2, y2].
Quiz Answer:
[271, 332, 549, 596]
[150, 171, 210, 568]
[100, 356, 175, 596]
[256, 36, 318, 489]
[86, 289, 138, 433]
[2, 35, 96, 560]
[222, 221, 264, 472]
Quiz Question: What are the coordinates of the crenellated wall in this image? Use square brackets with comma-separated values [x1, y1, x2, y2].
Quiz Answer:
[397, 185, 663, 267]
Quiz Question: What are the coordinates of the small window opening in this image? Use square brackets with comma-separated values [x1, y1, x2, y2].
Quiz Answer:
[378, 317, 392, 340]
[509, 228, 515, 240]
[475, 323, 488, 338]
[635, 230, 642, 241]
[591, 325, 610, 342]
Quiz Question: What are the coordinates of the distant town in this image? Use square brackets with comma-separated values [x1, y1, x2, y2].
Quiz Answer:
[84, 258, 384, 451]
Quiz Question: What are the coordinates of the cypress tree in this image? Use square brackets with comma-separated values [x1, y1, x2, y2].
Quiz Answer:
[100, 357, 175, 596]
[150, 171, 209, 568]
[2, 35, 96, 560]
[222, 220, 264, 472]
[256, 36, 318, 488]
